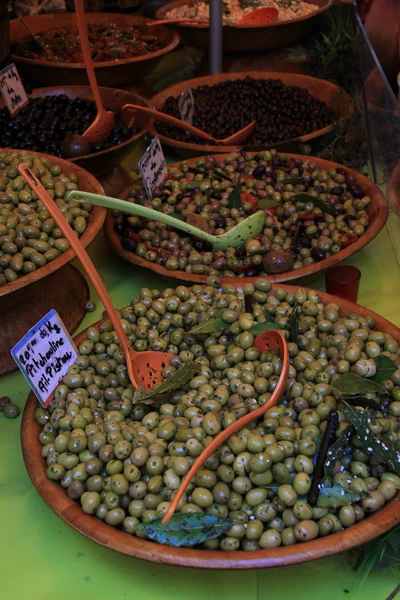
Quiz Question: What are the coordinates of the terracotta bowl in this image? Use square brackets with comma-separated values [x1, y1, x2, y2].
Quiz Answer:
[104, 152, 388, 285]
[21, 284, 399, 568]
[0, 149, 105, 309]
[155, 0, 332, 53]
[0, 86, 152, 178]
[10, 13, 180, 87]
[148, 72, 352, 159]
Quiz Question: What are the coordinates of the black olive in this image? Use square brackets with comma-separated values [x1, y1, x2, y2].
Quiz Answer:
[121, 238, 137, 252]
[310, 246, 326, 262]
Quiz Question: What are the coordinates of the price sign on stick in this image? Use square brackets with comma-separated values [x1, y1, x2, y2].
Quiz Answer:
[11, 309, 79, 407]
[0, 63, 29, 117]
[178, 84, 195, 125]
[139, 136, 168, 198]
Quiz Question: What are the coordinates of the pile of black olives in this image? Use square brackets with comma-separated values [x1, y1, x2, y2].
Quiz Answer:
[0, 95, 136, 158]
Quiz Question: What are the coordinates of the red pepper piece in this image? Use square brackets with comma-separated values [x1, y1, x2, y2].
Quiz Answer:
[127, 231, 141, 243]
[240, 175, 253, 180]
[241, 192, 258, 213]
[264, 207, 276, 217]
[234, 262, 253, 274]
[340, 232, 358, 248]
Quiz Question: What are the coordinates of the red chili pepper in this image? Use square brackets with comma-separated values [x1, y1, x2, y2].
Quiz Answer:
[264, 207, 276, 217]
[127, 231, 141, 243]
[240, 175, 253, 180]
[234, 262, 253, 274]
[241, 192, 258, 213]
[340, 232, 358, 248]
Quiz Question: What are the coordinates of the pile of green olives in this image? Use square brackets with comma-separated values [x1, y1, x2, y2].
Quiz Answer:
[112, 151, 370, 278]
[0, 151, 93, 286]
[36, 278, 400, 550]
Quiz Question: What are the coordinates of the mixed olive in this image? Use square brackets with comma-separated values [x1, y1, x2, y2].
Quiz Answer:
[112, 151, 370, 278]
[156, 77, 334, 146]
[37, 279, 400, 550]
[0, 95, 136, 158]
[0, 151, 93, 287]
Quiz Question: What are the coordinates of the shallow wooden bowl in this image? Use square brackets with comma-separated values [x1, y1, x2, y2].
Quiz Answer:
[10, 13, 180, 87]
[155, 0, 332, 53]
[148, 72, 351, 159]
[0, 149, 105, 306]
[104, 152, 388, 285]
[16, 86, 152, 177]
[21, 285, 399, 568]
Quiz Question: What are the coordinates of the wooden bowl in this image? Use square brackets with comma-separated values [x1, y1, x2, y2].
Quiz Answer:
[148, 72, 352, 159]
[10, 13, 180, 87]
[0, 149, 105, 306]
[104, 152, 388, 285]
[21, 285, 399, 568]
[155, 0, 332, 52]
[5, 86, 152, 178]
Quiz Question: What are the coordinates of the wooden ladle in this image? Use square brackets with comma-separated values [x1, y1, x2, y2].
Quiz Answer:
[121, 103, 256, 145]
[18, 164, 173, 391]
[161, 328, 289, 525]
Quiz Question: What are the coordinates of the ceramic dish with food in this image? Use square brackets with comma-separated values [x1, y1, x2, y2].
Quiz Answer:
[154, 0, 332, 52]
[10, 13, 180, 86]
[22, 280, 399, 567]
[0, 149, 105, 298]
[105, 151, 387, 285]
[149, 72, 351, 158]
[0, 86, 151, 177]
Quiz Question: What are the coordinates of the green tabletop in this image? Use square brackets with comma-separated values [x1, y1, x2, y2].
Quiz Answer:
[1, 146, 399, 600]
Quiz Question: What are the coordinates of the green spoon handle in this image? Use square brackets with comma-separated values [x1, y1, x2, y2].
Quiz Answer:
[67, 190, 213, 242]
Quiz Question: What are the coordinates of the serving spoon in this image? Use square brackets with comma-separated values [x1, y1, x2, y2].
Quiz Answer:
[147, 7, 279, 28]
[161, 327, 289, 525]
[66, 189, 266, 251]
[18, 164, 173, 391]
[121, 103, 256, 145]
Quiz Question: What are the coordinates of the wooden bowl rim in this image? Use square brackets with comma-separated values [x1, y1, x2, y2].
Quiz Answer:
[23, 85, 151, 164]
[104, 152, 388, 285]
[148, 71, 352, 154]
[154, 0, 333, 30]
[0, 149, 105, 299]
[10, 13, 180, 70]
[21, 283, 399, 568]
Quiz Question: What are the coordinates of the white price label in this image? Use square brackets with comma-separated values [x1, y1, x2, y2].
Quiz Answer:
[139, 136, 168, 199]
[178, 84, 195, 125]
[11, 309, 79, 407]
[0, 63, 29, 117]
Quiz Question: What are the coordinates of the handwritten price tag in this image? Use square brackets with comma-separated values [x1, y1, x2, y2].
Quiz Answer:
[139, 136, 168, 199]
[0, 63, 28, 117]
[178, 84, 195, 125]
[11, 309, 78, 407]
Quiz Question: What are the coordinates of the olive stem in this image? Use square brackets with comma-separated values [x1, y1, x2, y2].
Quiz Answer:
[307, 410, 339, 505]
[245, 294, 253, 313]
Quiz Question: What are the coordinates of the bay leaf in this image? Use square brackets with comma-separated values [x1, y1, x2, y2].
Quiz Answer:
[343, 396, 381, 410]
[317, 483, 366, 508]
[345, 404, 400, 473]
[332, 372, 386, 395]
[295, 192, 334, 214]
[281, 177, 304, 185]
[136, 362, 201, 404]
[213, 168, 233, 183]
[135, 513, 233, 547]
[188, 308, 230, 335]
[324, 424, 353, 477]
[227, 186, 242, 209]
[251, 321, 282, 335]
[288, 301, 300, 344]
[371, 355, 397, 383]
[257, 198, 280, 209]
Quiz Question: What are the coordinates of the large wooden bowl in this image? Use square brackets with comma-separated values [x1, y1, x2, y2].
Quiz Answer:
[104, 153, 388, 285]
[6, 86, 152, 178]
[148, 72, 352, 159]
[0, 149, 105, 307]
[21, 285, 399, 568]
[10, 13, 180, 87]
[155, 0, 332, 52]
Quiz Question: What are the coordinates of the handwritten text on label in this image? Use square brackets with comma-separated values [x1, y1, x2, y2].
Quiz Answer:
[139, 136, 168, 199]
[178, 84, 195, 125]
[0, 63, 29, 117]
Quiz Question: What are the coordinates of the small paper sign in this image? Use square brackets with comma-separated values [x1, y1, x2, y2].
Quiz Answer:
[0, 63, 29, 117]
[178, 84, 195, 125]
[139, 136, 168, 199]
[11, 309, 78, 407]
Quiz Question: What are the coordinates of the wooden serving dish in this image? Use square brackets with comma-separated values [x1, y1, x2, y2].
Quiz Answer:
[148, 72, 352, 159]
[155, 0, 332, 53]
[12, 86, 152, 177]
[21, 285, 399, 568]
[0, 149, 105, 305]
[104, 152, 388, 285]
[10, 13, 180, 87]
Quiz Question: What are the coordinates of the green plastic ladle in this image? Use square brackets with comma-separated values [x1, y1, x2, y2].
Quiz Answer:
[66, 190, 266, 251]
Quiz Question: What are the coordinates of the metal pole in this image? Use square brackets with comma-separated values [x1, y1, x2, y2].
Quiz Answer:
[209, 0, 223, 74]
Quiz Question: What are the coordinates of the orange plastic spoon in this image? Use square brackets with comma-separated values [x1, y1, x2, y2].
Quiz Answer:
[18, 164, 173, 391]
[147, 18, 208, 26]
[74, 0, 114, 146]
[122, 103, 256, 145]
[161, 328, 289, 525]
